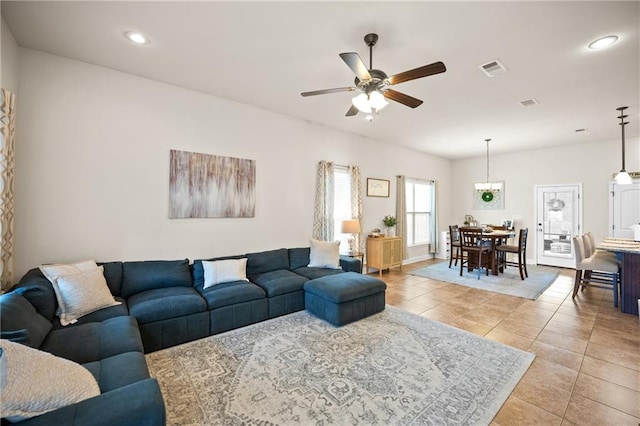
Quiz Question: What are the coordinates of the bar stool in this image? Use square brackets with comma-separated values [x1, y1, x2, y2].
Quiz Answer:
[572, 235, 619, 307]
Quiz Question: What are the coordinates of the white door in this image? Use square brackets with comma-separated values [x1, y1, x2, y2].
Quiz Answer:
[535, 184, 582, 268]
[609, 181, 640, 239]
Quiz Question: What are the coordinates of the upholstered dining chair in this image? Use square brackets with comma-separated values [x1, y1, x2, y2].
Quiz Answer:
[496, 228, 528, 280]
[572, 235, 619, 307]
[448, 225, 463, 268]
[459, 227, 491, 279]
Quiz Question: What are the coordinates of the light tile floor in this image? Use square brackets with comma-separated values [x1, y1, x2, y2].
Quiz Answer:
[373, 260, 640, 426]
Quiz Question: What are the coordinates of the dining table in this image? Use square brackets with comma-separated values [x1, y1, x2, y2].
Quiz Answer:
[597, 237, 640, 315]
[461, 228, 515, 276]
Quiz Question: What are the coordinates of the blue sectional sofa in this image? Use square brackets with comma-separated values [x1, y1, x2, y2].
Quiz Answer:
[0, 247, 362, 425]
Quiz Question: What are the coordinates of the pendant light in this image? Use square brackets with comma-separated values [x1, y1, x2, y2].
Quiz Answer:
[474, 138, 500, 201]
[615, 106, 632, 185]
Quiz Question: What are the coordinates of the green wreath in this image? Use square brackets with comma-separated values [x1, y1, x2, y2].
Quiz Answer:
[481, 191, 494, 202]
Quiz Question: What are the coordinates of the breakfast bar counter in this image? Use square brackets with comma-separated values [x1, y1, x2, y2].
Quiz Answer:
[597, 238, 640, 315]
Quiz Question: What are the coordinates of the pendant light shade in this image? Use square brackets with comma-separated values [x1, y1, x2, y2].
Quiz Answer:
[614, 106, 632, 185]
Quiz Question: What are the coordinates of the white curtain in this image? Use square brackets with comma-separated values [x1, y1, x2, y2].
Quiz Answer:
[396, 175, 408, 259]
[1, 89, 16, 290]
[430, 180, 439, 254]
[349, 165, 362, 251]
[313, 161, 335, 241]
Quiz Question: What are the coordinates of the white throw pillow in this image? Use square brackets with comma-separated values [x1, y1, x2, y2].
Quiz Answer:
[0, 339, 100, 422]
[39, 260, 99, 282]
[202, 259, 249, 289]
[308, 239, 342, 269]
[50, 267, 121, 326]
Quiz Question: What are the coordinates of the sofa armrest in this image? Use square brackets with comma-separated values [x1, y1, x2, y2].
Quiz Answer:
[339, 256, 362, 273]
[13, 379, 165, 426]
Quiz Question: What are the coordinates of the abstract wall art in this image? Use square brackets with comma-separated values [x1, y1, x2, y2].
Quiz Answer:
[169, 150, 255, 218]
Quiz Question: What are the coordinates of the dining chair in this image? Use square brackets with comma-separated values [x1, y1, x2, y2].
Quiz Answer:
[448, 225, 463, 268]
[572, 235, 619, 307]
[459, 227, 491, 279]
[496, 228, 528, 280]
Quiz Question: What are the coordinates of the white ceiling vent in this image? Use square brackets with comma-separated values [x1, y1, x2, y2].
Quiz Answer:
[479, 59, 508, 77]
[519, 98, 539, 107]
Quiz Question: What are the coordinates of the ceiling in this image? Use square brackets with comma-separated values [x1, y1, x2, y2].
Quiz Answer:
[2, 1, 639, 159]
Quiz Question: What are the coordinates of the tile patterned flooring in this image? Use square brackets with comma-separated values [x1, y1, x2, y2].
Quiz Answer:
[373, 260, 640, 426]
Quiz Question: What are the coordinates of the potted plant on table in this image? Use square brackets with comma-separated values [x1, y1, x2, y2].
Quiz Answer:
[383, 215, 397, 237]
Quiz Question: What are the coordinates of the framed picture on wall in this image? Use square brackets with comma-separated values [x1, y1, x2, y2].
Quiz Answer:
[367, 178, 390, 197]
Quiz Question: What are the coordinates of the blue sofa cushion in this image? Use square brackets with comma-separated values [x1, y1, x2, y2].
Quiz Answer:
[0, 292, 52, 348]
[197, 281, 266, 310]
[292, 267, 345, 280]
[192, 255, 245, 289]
[288, 247, 310, 270]
[15, 269, 58, 322]
[83, 351, 150, 393]
[246, 248, 289, 275]
[249, 269, 308, 297]
[40, 316, 143, 364]
[127, 287, 207, 324]
[121, 259, 191, 299]
[98, 261, 123, 296]
[51, 297, 128, 330]
[303, 272, 386, 303]
[16, 379, 165, 426]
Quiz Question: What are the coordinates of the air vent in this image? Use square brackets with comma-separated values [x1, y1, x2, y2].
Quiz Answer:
[479, 59, 508, 77]
[575, 128, 588, 133]
[519, 98, 539, 107]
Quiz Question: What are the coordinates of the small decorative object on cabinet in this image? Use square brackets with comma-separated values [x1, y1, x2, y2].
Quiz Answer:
[366, 236, 402, 277]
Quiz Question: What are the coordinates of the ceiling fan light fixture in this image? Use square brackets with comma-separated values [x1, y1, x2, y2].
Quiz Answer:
[351, 90, 388, 113]
[369, 90, 388, 110]
[352, 93, 372, 113]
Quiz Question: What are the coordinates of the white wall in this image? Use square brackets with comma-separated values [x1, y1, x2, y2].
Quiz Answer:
[1, 17, 19, 93]
[452, 137, 640, 258]
[14, 48, 452, 278]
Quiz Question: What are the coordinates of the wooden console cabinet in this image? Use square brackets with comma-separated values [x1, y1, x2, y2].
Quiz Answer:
[366, 236, 403, 277]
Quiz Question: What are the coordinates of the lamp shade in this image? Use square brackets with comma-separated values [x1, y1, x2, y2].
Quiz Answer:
[341, 219, 361, 234]
[615, 170, 633, 185]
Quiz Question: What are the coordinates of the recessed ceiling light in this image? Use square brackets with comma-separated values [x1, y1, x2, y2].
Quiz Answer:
[588, 35, 618, 50]
[124, 31, 150, 45]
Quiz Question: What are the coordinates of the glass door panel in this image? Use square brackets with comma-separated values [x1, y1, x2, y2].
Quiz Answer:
[536, 185, 582, 268]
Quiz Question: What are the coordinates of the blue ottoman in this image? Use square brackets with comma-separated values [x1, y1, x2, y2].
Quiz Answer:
[304, 272, 386, 326]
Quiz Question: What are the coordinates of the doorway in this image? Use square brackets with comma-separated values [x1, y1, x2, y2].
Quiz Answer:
[609, 181, 640, 239]
[535, 184, 582, 268]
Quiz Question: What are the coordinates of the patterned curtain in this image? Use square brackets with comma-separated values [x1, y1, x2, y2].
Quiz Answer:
[396, 175, 408, 259]
[1, 89, 16, 290]
[313, 161, 335, 241]
[430, 180, 439, 254]
[349, 165, 362, 251]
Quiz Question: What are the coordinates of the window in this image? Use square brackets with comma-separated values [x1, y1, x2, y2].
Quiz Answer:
[406, 179, 433, 246]
[333, 166, 352, 251]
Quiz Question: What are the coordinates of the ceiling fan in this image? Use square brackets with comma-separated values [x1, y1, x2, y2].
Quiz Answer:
[301, 33, 446, 118]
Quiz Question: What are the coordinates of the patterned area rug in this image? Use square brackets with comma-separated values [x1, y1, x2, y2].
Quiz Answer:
[146, 307, 534, 425]
[409, 261, 560, 300]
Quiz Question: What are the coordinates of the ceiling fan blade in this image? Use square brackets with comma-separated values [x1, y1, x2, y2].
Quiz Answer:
[301, 87, 355, 97]
[383, 89, 423, 108]
[346, 105, 359, 117]
[388, 61, 446, 86]
[339, 52, 372, 81]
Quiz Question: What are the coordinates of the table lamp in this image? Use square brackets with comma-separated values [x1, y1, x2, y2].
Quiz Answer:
[341, 219, 361, 253]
